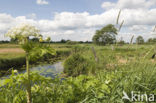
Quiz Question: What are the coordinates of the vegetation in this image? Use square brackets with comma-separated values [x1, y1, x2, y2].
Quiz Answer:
[147, 38, 156, 44]
[136, 36, 144, 44]
[1, 44, 156, 103]
[5, 24, 56, 103]
[66, 40, 78, 45]
[92, 24, 118, 45]
[64, 53, 94, 77]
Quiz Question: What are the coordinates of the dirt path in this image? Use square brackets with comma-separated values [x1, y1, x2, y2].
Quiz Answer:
[0, 48, 25, 54]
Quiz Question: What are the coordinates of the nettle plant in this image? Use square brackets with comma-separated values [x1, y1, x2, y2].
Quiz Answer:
[5, 24, 56, 103]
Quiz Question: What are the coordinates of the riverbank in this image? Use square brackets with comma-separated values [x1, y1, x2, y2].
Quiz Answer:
[0, 49, 71, 77]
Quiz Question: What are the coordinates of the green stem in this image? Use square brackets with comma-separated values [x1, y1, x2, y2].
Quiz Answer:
[26, 52, 31, 103]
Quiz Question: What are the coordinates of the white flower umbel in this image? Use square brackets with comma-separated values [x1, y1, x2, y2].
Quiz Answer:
[5, 24, 40, 39]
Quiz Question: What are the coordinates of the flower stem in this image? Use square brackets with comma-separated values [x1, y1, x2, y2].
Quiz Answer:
[26, 52, 31, 103]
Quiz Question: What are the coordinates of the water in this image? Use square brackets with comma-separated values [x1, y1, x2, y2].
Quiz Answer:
[1, 62, 64, 79]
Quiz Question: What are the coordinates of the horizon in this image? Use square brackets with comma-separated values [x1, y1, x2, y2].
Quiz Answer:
[0, 0, 156, 42]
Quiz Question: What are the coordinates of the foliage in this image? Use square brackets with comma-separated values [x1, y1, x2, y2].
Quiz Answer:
[21, 41, 56, 61]
[147, 38, 156, 44]
[10, 38, 18, 43]
[5, 24, 56, 103]
[0, 71, 110, 103]
[136, 36, 144, 44]
[1, 43, 156, 102]
[30, 38, 39, 42]
[118, 40, 125, 45]
[1, 58, 156, 103]
[60, 39, 67, 43]
[64, 53, 94, 77]
[71, 45, 90, 54]
[0, 57, 26, 70]
[92, 24, 118, 45]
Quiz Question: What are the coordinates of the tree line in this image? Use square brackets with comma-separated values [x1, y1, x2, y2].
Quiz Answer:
[92, 24, 156, 45]
[0, 24, 155, 45]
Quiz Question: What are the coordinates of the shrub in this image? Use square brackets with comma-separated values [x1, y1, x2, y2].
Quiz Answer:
[0, 57, 26, 70]
[64, 53, 94, 77]
[71, 45, 90, 54]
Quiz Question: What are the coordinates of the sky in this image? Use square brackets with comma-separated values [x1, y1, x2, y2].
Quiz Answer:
[0, 0, 156, 42]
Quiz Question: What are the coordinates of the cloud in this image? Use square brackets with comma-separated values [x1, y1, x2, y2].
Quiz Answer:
[117, 0, 156, 9]
[129, 25, 148, 32]
[36, 0, 49, 5]
[0, 0, 156, 42]
[101, 0, 156, 10]
[101, 2, 116, 10]
[0, 9, 156, 42]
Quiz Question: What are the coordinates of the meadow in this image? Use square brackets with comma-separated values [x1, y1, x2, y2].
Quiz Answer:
[0, 43, 156, 103]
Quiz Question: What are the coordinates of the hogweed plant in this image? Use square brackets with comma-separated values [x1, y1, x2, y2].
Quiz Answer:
[5, 24, 56, 103]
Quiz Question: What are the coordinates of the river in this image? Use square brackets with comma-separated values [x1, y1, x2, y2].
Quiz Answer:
[1, 61, 64, 79]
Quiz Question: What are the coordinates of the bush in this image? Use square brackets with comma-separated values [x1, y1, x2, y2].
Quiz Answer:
[0, 72, 109, 103]
[71, 45, 90, 54]
[64, 53, 94, 77]
[0, 57, 26, 70]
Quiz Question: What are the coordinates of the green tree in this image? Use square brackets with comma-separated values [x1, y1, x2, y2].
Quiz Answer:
[147, 38, 153, 43]
[60, 39, 66, 43]
[136, 36, 144, 44]
[10, 38, 18, 43]
[92, 24, 118, 45]
[147, 38, 156, 44]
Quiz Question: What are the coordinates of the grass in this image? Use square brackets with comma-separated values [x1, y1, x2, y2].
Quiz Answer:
[1, 43, 156, 102]
[0, 43, 72, 76]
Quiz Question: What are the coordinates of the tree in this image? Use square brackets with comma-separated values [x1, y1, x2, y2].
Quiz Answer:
[5, 24, 56, 103]
[30, 38, 39, 42]
[136, 36, 144, 44]
[92, 24, 118, 45]
[147, 38, 156, 44]
[60, 39, 66, 43]
[147, 38, 153, 43]
[10, 38, 18, 43]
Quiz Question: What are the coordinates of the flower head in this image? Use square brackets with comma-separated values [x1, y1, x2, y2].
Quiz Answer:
[13, 70, 18, 73]
[5, 24, 40, 39]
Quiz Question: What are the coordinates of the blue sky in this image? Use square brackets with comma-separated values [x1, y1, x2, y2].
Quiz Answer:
[0, 0, 156, 41]
[0, 0, 112, 19]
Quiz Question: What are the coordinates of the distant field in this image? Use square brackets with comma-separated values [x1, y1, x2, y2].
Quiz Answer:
[0, 44, 25, 59]
[0, 43, 94, 59]
[0, 43, 72, 59]
[0, 43, 154, 59]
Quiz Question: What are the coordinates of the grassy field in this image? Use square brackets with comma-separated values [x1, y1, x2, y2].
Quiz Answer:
[0, 43, 72, 76]
[1, 43, 156, 103]
[0, 43, 73, 59]
[0, 44, 25, 59]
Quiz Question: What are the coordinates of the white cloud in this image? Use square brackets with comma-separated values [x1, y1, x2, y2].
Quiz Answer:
[129, 25, 148, 32]
[0, 9, 156, 42]
[102, 0, 156, 10]
[64, 30, 75, 35]
[0, 0, 156, 42]
[101, 2, 116, 10]
[36, 0, 49, 5]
